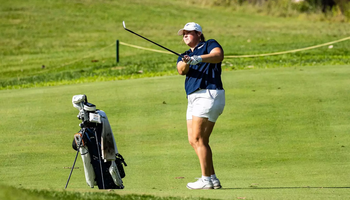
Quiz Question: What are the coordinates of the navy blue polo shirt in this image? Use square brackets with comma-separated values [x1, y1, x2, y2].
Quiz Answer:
[177, 39, 224, 95]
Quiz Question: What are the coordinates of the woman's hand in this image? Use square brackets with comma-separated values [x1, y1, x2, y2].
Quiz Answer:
[184, 55, 202, 65]
[183, 55, 191, 64]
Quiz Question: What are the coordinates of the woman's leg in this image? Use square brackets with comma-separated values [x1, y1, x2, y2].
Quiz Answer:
[187, 116, 216, 176]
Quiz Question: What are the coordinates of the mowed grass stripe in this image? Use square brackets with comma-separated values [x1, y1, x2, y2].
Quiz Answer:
[0, 65, 349, 200]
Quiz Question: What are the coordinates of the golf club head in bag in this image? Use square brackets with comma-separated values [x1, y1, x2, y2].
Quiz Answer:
[72, 94, 100, 126]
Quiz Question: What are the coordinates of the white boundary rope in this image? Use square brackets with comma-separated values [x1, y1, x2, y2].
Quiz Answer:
[119, 42, 173, 55]
[225, 36, 350, 58]
[47, 35, 350, 68]
[119, 36, 350, 58]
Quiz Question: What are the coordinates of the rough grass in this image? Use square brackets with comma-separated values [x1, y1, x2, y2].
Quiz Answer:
[1, 0, 350, 89]
[0, 184, 211, 200]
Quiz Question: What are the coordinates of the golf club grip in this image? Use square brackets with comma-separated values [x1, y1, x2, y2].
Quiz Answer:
[125, 28, 183, 58]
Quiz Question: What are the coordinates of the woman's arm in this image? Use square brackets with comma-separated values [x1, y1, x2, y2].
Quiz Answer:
[177, 47, 224, 75]
[177, 60, 190, 75]
[201, 47, 224, 64]
[177, 55, 192, 75]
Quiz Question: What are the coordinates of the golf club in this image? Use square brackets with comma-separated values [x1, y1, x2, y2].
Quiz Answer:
[122, 21, 183, 58]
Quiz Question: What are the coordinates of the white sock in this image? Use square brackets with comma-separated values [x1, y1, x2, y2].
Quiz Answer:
[202, 176, 211, 182]
[211, 174, 218, 180]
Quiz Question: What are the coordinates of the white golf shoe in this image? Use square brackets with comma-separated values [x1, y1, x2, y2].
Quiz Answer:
[186, 178, 214, 190]
[212, 178, 222, 189]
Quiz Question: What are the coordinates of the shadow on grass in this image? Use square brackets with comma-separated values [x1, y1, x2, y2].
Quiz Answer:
[222, 186, 350, 190]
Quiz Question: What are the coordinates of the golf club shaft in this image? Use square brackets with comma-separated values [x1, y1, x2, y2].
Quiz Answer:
[124, 27, 183, 58]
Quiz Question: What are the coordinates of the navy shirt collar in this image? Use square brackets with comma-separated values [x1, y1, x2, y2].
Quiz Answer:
[186, 41, 205, 54]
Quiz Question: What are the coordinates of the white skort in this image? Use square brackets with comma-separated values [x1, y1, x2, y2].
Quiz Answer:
[186, 89, 225, 122]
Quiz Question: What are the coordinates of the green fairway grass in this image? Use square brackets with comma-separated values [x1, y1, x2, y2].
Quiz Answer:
[1, 65, 350, 200]
[1, 0, 350, 199]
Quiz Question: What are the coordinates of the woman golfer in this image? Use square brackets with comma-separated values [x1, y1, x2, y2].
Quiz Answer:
[176, 22, 225, 190]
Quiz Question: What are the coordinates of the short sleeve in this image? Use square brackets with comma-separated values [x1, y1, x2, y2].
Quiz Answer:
[206, 39, 222, 53]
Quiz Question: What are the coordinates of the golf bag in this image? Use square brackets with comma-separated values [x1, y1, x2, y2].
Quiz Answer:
[71, 94, 127, 189]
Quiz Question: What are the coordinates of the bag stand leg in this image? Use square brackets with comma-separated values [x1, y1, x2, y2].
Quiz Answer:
[65, 149, 79, 189]
[95, 131, 105, 189]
